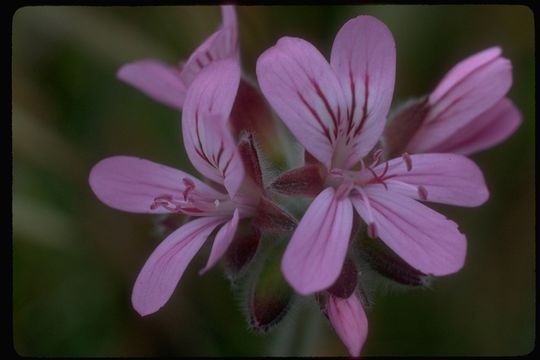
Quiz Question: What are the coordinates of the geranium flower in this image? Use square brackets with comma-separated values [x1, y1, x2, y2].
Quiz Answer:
[116, 5, 238, 110]
[256, 15, 489, 296]
[385, 47, 521, 157]
[89, 59, 260, 316]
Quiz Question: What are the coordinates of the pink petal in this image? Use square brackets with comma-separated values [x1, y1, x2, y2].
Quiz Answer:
[88, 156, 225, 214]
[220, 5, 239, 57]
[116, 59, 186, 110]
[330, 15, 396, 167]
[182, 59, 245, 196]
[199, 208, 240, 274]
[352, 187, 467, 276]
[256, 37, 347, 170]
[408, 47, 512, 152]
[281, 187, 353, 295]
[327, 293, 368, 357]
[179, 6, 239, 86]
[373, 153, 489, 207]
[132, 216, 225, 316]
[428, 98, 522, 155]
[430, 47, 502, 104]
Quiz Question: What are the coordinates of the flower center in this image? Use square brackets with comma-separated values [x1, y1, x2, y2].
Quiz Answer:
[327, 151, 429, 238]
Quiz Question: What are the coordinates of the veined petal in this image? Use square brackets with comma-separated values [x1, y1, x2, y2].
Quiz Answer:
[132, 216, 225, 316]
[182, 58, 240, 125]
[352, 187, 467, 276]
[116, 59, 186, 110]
[220, 5, 239, 58]
[373, 153, 489, 207]
[281, 187, 353, 295]
[88, 156, 225, 214]
[431, 47, 502, 104]
[182, 112, 245, 198]
[428, 98, 522, 155]
[408, 47, 512, 152]
[327, 293, 368, 357]
[256, 37, 347, 170]
[180, 6, 239, 86]
[200, 208, 240, 274]
[330, 15, 396, 167]
[182, 59, 244, 196]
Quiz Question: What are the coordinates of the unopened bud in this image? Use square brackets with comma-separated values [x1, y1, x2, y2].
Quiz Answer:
[223, 223, 261, 280]
[248, 245, 293, 333]
[238, 132, 263, 189]
[252, 196, 297, 232]
[269, 164, 324, 197]
[327, 257, 358, 299]
[230, 79, 284, 163]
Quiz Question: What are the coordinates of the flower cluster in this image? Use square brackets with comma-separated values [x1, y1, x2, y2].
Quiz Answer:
[89, 6, 521, 357]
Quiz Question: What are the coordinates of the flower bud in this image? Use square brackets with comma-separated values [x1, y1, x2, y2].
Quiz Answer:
[238, 132, 263, 189]
[269, 164, 325, 197]
[230, 79, 286, 163]
[327, 256, 358, 299]
[223, 222, 261, 280]
[252, 196, 297, 232]
[248, 244, 294, 333]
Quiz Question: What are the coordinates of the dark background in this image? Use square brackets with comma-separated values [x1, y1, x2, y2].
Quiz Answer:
[12, 5, 534, 356]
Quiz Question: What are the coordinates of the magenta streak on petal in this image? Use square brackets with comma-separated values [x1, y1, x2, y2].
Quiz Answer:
[352, 73, 370, 138]
[194, 110, 212, 166]
[345, 64, 357, 138]
[310, 77, 340, 137]
[297, 91, 333, 143]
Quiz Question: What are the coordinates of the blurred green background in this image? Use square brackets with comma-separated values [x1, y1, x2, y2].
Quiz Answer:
[12, 5, 534, 356]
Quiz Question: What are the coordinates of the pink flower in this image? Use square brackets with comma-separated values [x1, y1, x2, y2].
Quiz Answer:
[116, 6, 238, 110]
[390, 47, 521, 156]
[256, 16, 489, 294]
[89, 59, 260, 316]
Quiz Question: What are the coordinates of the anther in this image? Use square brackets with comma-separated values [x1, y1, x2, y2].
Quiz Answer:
[370, 149, 384, 167]
[418, 185, 428, 201]
[181, 178, 196, 201]
[402, 152, 412, 172]
[329, 168, 345, 178]
[214, 199, 220, 208]
[367, 222, 378, 239]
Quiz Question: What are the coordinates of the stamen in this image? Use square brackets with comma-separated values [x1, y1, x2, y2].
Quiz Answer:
[335, 181, 354, 200]
[150, 194, 183, 212]
[182, 178, 196, 201]
[214, 199, 221, 208]
[367, 222, 378, 239]
[358, 159, 366, 171]
[355, 186, 378, 238]
[370, 149, 383, 167]
[418, 185, 428, 201]
[329, 168, 345, 178]
[365, 161, 390, 189]
[402, 152, 412, 172]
